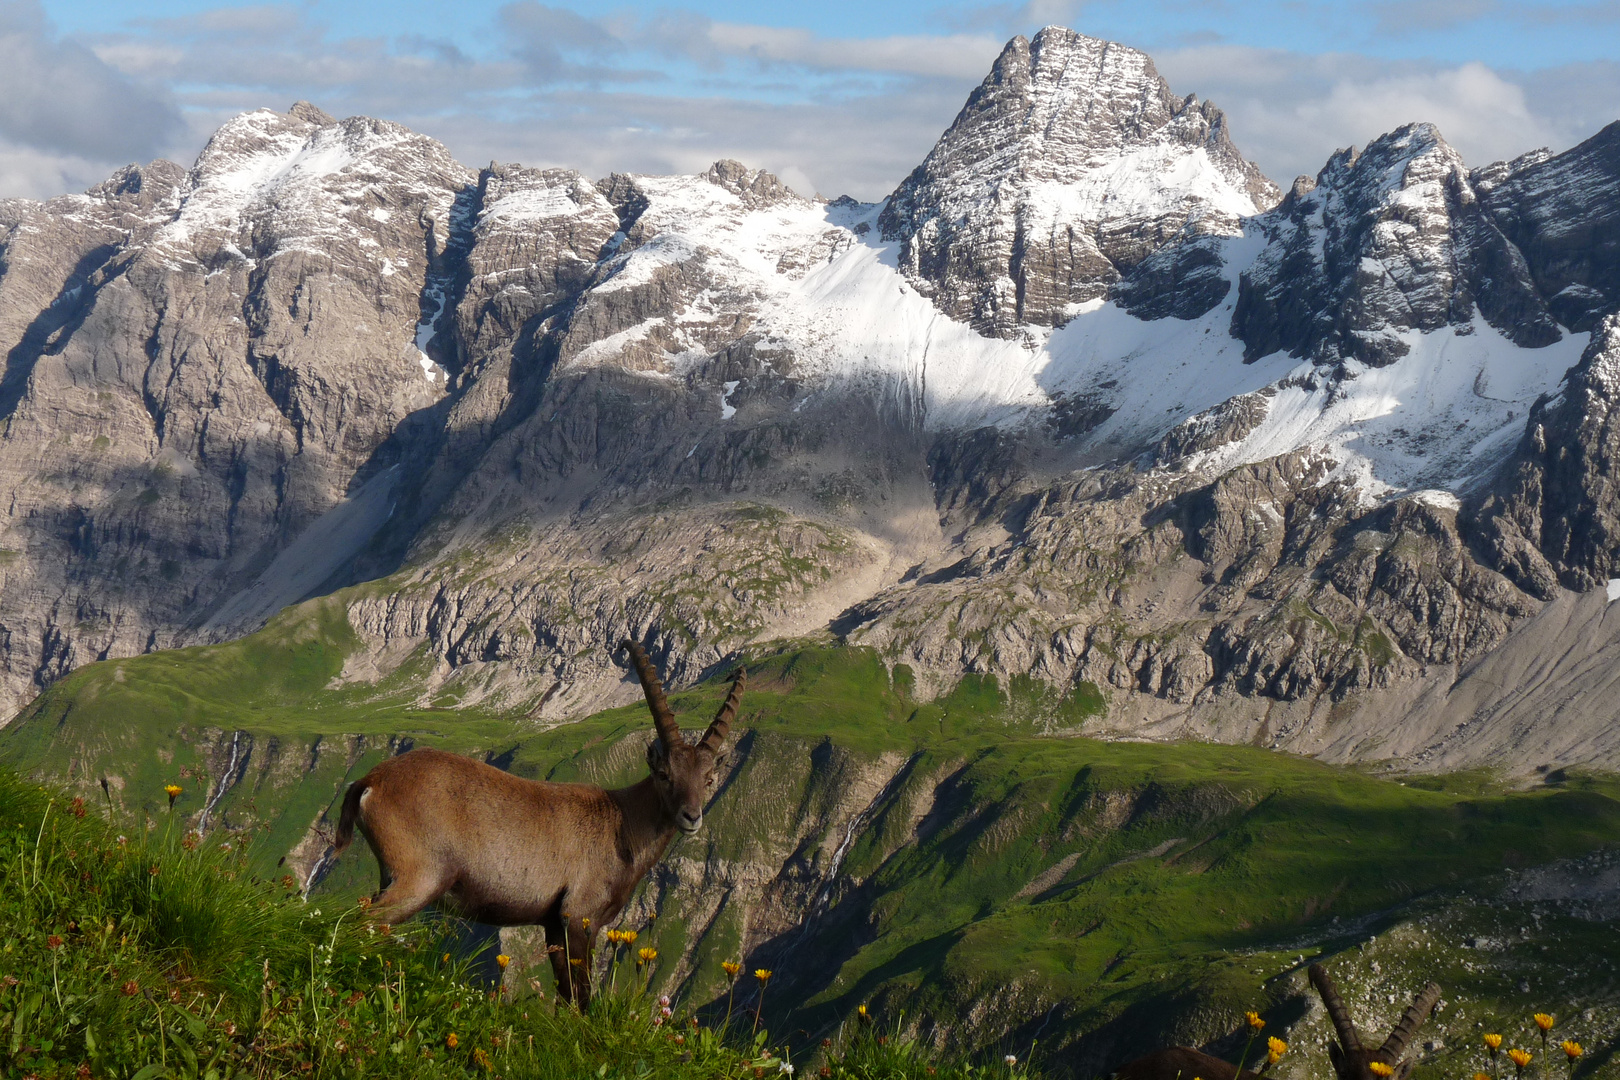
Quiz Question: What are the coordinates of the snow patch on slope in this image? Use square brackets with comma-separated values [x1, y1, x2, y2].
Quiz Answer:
[1021, 144, 1262, 233]
[1189, 319, 1590, 496]
[567, 169, 1589, 500]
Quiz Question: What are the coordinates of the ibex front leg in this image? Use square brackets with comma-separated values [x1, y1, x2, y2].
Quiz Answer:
[544, 912, 597, 1006]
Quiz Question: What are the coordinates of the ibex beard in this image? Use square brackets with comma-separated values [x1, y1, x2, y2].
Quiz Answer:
[330, 640, 744, 1005]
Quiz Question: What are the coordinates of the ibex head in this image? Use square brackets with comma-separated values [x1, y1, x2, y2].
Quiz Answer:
[622, 640, 745, 834]
[1309, 963, 1441, 1080]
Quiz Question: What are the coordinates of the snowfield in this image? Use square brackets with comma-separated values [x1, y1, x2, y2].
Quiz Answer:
[566, 171, 1588, 501]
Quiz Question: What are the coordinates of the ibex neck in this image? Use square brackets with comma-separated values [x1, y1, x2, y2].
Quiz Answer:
[609, 777, 680, 875]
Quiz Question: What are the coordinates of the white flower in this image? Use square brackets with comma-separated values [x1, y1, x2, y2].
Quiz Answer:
[1005, 1055, 1018, 1066]
[779, 1063, 794, 1075]
[116, 835, 127, 845]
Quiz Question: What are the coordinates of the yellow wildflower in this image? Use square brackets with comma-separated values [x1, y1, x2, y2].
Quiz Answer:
[622, 929, 638, 945]
[1535, 1014, 1555, 1033]
[496, 954, 510, 970]
[755, 968, 773, 983]
[164, 784, 182, 808]
[1267, 1037, 1287, 1063]
[1245, 1011, 1265, 1031]
[1509, 1049, 1534, 1070]
[1475, 1073, 1493, 1080]
[722, 961, 742, 979]
[1485, 1034, 1503, 1052]
[1563, 1041, 1583, 1062]
[638, 947, 658, 965]
[445, 1032, 459, 1050]
[1368, 1063, 1394, 1077]
[472, 1047, 491, 1070]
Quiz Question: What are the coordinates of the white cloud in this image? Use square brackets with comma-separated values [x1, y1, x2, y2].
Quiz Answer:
[0, 0, 179, 174]
[1156, 45, 1608, 183]
[700, 23, 1002, 78]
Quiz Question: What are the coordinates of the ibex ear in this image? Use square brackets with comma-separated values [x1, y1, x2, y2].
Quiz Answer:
[646, 739, 669, 771]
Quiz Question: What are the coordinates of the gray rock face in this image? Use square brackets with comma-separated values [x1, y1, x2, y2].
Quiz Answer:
[1474, 122, 1620, 332]
[0, 104, 469, 705]
[1231, 123, 1561, 367]
[1474, 314, 1620, 597]
[879, 26, 1278, 338]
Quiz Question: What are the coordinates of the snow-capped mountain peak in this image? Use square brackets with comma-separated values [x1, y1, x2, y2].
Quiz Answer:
[878, 26, 1280, 338]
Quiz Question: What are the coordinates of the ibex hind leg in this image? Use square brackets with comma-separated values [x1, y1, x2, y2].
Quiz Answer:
[371, 871, 449, 925]
[372, 862, 393, 901]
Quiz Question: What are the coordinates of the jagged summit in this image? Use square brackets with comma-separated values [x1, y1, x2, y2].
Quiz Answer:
[879, 26, 1280, 338]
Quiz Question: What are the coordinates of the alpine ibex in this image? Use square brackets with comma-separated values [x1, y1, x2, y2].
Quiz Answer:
[332, 640, 744, 1004]
[1113, 963, 1440, 1080]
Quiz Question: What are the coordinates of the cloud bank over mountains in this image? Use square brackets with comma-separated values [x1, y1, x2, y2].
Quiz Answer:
[1, 0, 1616, 200]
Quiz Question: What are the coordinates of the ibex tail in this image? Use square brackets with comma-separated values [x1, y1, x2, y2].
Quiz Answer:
[333, 779, 369, 855]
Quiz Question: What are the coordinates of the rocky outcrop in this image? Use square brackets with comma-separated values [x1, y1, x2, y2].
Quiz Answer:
[839, 445, 1538, 729]
[879, 26, 1278, 338]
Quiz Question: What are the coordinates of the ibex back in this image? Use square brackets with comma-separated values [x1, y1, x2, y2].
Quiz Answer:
[331, 641, 744, 1004]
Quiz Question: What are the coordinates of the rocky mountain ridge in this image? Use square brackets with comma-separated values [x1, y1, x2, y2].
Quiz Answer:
[0, 27, 1618, 774]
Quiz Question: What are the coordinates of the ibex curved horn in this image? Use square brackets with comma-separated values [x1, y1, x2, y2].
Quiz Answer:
[1309, 963, 1363, 1052]
[1380, 982, 1442, 1060]
[622, 640, 681, 749]
[700, 667, 746, 753]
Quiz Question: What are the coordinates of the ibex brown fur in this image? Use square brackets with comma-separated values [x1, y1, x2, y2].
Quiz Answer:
[332, 640, 744, 1004]
[1114, 1047, 1263, 1080]
[1112, 963, 1440, 1080]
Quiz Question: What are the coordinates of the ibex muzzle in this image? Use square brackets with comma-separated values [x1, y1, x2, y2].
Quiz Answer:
[331, 640, 744, 1004]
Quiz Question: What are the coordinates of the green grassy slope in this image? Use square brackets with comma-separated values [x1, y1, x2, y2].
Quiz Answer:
[0, 769, 1002, 1080]
[4, 601, 1619, 1078]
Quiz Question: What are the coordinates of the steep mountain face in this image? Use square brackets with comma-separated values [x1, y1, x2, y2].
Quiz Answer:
[880, 27, 1279, 338]
[0, 103, 466, 704]
[0, 27, 1618, 779]
[1229, 123, 1561, 367]
[1474, 120, 1620, 332]
[1475, 314, 1620, 597]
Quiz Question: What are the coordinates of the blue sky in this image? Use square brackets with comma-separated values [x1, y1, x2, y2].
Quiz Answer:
[2, 0, 1616, 200]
